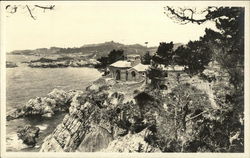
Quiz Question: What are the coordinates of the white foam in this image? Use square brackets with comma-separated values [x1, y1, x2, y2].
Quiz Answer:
[6, 133, 28, 151]
[36, 124, 48, 131]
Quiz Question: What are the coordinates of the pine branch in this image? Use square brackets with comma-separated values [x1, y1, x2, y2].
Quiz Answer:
[26, 5, 36, 20]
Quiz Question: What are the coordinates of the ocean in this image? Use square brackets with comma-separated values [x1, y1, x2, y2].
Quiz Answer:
[6, 58, 102, 152]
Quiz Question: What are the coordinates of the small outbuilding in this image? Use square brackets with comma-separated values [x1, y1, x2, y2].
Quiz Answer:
[127, 63, 150, 82]
[109, 61, 132, 81]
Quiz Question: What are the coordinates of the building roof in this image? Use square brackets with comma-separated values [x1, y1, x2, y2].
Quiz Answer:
[127, 54, 140, 57]
[110, 60, 132, 68]
[131, 63, 150, 72]
[162, 65, 185, 71]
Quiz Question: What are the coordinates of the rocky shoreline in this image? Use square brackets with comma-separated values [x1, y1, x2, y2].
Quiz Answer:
[27, 57, 100, 68]
[7, 89, 83, 121]
[7, 71, 235, 152]
[32, 75, 168, 152]
[7, 77, 155, 152]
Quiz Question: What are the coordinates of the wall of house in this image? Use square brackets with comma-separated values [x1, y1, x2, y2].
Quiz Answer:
[109, 66, 147, 82]
[127, 68, 146, 82]
[109, 66, 129, 81]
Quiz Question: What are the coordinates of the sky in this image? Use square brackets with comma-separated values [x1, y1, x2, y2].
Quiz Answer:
[3, 1, 217, 52]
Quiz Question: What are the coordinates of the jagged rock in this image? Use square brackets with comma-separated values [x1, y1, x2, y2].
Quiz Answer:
[102, 129, 161, 152]
[40, 101, 94, 152]
[86, 84, 99, 92]
[17, 125, 40, 147]
[76, 125, 113, 152]
[40, 135, 64, 152]
[39, 78, 148, 152]
[7, 89, 83, 121]
[6, 108, 24, 121]
[42, 113, 53, 118]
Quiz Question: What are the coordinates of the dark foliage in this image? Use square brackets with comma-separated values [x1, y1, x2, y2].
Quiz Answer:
[96, 49, 125, 68]
[152, 42, 174, 66]
[108, 49, 125, 64]
[161, 6, 244, 152]
[141, 51, 152, 65]
[174, 39, 212, 75]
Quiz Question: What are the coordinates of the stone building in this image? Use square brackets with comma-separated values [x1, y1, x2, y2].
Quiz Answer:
[109, 60, 132, 81]
[156, 65, 186, 88]
[127, 63, 149, 82]
[109, 54, 150, 82]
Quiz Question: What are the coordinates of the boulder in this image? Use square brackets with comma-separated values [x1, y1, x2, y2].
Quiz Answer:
[102, 129, 161, 152]
[17, 125, 40, 147]
[77, 125, 113, 152]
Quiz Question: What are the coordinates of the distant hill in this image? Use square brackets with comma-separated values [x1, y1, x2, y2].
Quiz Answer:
[9, 47, 61, 56]
[8, 41, 183, 59]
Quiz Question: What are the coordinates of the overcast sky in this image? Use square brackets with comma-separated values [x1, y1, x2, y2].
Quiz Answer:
[3, 1, 218, 52]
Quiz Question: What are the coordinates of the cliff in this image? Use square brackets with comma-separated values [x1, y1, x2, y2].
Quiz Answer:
[38, 71, 228, 152]
[40, 77, 161, 152]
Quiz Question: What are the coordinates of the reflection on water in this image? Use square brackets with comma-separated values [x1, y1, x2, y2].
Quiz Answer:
[6, 65, 101, 151]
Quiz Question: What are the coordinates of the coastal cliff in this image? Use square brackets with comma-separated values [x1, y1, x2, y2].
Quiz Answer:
[9, 72, 230, 152]
[39, 78, 157, 152]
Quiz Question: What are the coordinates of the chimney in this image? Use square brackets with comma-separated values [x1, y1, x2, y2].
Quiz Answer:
[127, 54, 141, 67]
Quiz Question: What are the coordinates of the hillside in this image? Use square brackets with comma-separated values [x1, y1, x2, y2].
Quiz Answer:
[8, 41, 182, 59]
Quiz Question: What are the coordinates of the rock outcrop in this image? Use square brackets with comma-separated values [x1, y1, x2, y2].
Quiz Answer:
[28, 58, 100, 68]
[7, 89, 82, 121]
[102, 129, 161, 152]
[76, 125, 113, 152]
[40, 82, 116, 152]
[17, 125, 40, 147]
[40, 78, 158, 152]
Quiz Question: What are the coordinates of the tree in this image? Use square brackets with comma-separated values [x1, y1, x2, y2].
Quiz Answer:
[108, 49, 125, 64]
[141, 51, 151, 65]
[165, 6, 244, 152]
[179, 40, 212, 75]
[5, 5, 55, 20]
[96, 56, 109, 68]
[147, 64, 166, 89]
[96, 49, 125, 68]
[147, 42, 174, 88]
[152, 42, 174, 66]
[153, 83, 241, 152]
